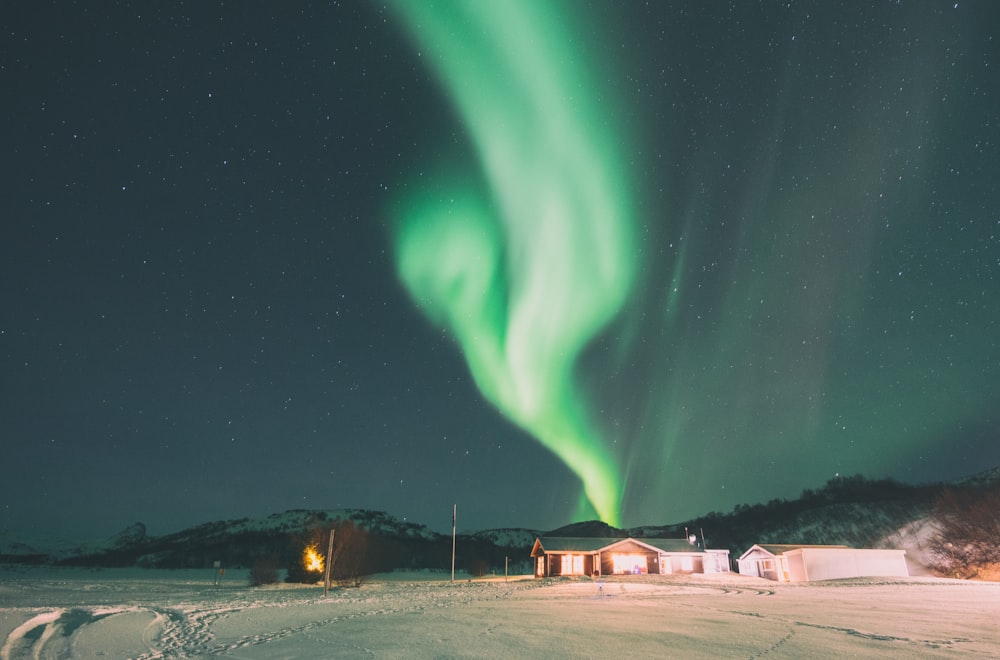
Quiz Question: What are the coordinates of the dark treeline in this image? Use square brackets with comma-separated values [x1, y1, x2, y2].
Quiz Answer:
[12, 471, 997, 580]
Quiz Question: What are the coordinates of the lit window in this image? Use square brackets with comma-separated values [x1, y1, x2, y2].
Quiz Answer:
[561, 554, 585, 574]
[611, 554, 647, 574]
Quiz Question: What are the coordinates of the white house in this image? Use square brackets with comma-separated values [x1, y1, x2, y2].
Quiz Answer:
[738, 544, 908, 582]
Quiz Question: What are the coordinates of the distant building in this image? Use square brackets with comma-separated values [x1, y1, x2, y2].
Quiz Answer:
[737, 544, 908, 582]
[530, 536, 731, 578]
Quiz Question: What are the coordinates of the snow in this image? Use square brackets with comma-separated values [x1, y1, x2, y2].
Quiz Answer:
[884, 517, 942, 576]
[2, 567, 998, 658]
[0, 532, 107, 563]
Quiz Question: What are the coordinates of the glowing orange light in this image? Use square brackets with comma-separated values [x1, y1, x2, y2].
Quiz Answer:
[612, 554, 647, 574]
[303, 544, 324, 573]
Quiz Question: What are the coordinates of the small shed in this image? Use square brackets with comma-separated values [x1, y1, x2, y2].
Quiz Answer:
[738, 544, 908, 582]
[530, 536, 730, 578]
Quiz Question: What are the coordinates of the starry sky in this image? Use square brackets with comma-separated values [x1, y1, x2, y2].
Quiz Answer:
[2, 1, 998, 540]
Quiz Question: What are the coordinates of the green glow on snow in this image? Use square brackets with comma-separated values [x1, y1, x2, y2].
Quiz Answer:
[386, 0, 636, 525]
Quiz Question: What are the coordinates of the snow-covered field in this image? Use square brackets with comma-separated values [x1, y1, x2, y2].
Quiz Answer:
[1, 567, 998, 658]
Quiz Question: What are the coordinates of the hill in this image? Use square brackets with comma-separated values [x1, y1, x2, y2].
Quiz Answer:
[30, 509, 541, 576]
[3, 467, 997, 575]
[633, 474, 942, 553]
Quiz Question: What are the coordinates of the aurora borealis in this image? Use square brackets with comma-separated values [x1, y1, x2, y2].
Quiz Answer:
[2, 1, 997, 539]
[383, 0, 999, 528]
[386, 0, 637, 525]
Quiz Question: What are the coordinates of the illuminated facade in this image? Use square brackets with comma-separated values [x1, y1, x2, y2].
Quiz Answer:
[530, 537, 731, 578]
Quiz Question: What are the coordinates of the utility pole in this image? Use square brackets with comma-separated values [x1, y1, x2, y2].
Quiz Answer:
[323, 529, 335, 597]
[451, 504, 457, 582]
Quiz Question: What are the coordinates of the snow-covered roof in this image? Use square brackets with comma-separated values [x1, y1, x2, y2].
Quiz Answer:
[533, 536, 705, 555]
[740, 543, 850, 560]
[534, 537, 618, 553]
[758, 544, 850, 554]
[639, 538, 706, 553]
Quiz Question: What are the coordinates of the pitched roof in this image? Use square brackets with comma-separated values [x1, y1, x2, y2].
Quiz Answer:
[534, 537, 616, 552]
[638, 538, 705, 553]
[533, 536, 705, 554]
[745, 544, 850, 559]
[758, 544, 849, 554]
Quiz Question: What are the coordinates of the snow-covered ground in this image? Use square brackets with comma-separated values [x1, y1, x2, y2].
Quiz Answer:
[1, 567, 998, 658]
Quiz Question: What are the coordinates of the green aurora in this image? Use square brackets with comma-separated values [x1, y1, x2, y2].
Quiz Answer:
[4, 0, 996, 540]
[383, 1, 999, 527]
[385, 0, 637, 525]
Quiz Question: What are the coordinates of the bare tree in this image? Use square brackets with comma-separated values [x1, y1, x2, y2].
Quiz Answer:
[929, 483, 1000, 578]
[329, 520, 373, 588]
[286, 519, 375, 587]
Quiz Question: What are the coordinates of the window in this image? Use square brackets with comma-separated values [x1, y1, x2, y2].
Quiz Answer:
[611, 554, 647, 574]
[561, 554, 584, 575]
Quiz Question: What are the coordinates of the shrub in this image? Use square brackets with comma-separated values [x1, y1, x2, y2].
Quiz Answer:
[249, 556, 280, 587]
[285, 519, 374, 587]
[467, 559, 489, 578]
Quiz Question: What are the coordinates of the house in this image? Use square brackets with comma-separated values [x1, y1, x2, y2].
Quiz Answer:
[530, 536, 731, 578]
[738, 544, 909, 582]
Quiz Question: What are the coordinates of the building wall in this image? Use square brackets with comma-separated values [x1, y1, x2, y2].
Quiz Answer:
[785, 552, 807, 582]
[738, 548, 780, 580]
[740, 548, 908, 582]
[797, 549, 908, 582]
[536, 542, 726, 577]
[542, 553, 597, 577]
[704, 550, 732, 573]
[661, 554, 703, 575]
[600, 551, 657, 575]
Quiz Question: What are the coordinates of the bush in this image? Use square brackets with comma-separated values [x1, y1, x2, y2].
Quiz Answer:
[467, 559, 489, 578]
[285, 519, 375, 587]
[286, 538, 326, 584]
[249, 556, 280, 587]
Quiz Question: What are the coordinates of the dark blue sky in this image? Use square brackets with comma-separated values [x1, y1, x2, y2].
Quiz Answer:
[2, 1, 998, 540]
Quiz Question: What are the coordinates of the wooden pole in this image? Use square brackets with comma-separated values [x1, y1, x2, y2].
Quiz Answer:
[323, 529, 335, 597]
[451, 504, 457, 582]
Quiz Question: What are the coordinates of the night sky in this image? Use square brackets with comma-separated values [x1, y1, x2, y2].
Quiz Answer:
[2, 1, 998, 540]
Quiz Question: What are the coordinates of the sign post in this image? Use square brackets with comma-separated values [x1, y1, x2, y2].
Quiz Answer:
[451, 504, 457, 582]
[323, 529, 335, 597]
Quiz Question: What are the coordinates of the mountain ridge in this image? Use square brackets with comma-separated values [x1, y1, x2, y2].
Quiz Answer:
[3, 466, 996, 573]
